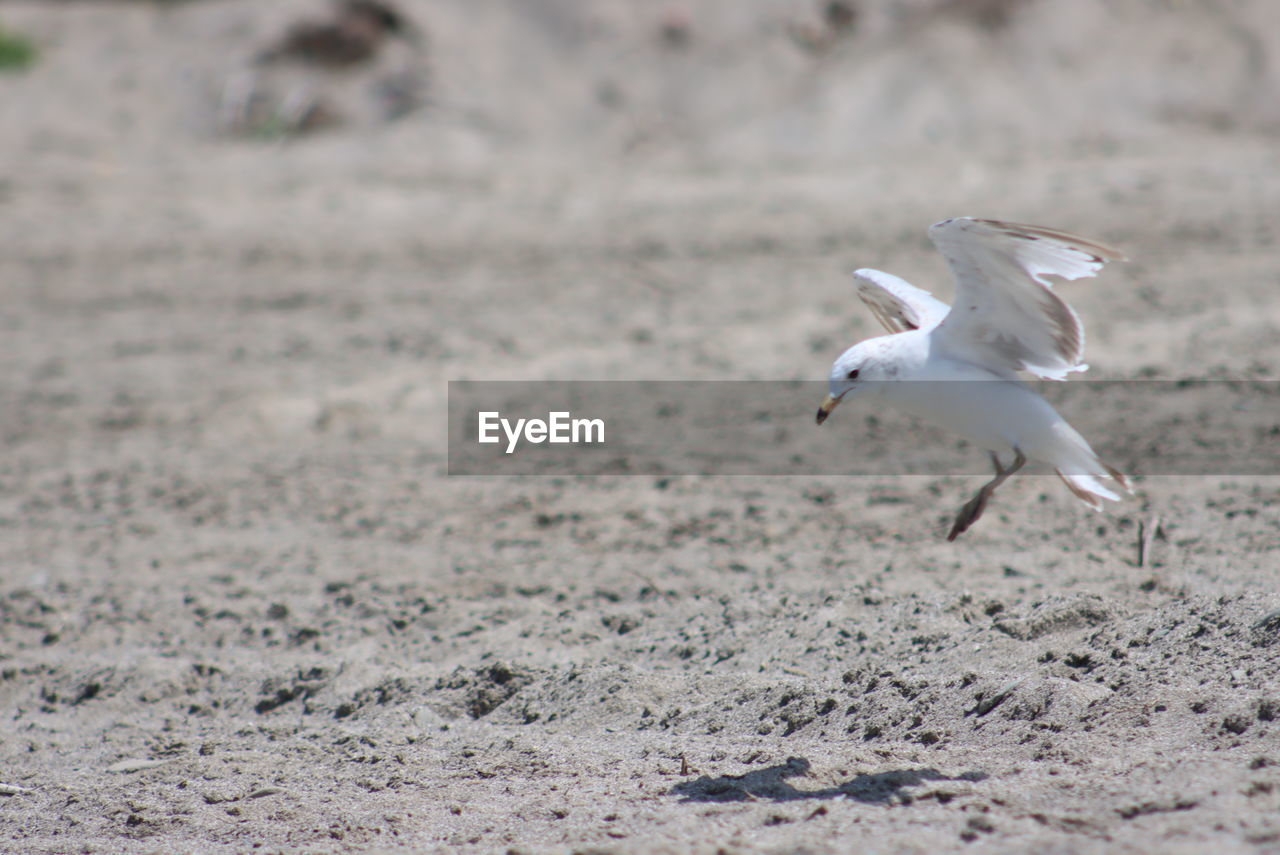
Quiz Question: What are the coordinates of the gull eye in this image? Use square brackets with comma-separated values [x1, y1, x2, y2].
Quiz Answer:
[847, 368, 860, 380]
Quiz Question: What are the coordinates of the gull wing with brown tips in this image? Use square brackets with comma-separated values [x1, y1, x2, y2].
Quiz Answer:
[928, 218, 1126, 380]
[852, 268, 951, 335]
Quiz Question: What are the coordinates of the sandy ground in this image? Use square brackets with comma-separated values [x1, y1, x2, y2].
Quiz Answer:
[1, 1, 1280, 853]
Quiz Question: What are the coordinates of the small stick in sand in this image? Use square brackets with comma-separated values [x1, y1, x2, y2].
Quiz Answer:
[1137, 515, 1160, 568]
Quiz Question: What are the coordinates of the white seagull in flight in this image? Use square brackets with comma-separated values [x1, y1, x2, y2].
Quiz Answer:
[816, 217, 1133, 540]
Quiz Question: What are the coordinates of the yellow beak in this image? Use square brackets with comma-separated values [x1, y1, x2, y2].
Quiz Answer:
[815, 394, 840, 426]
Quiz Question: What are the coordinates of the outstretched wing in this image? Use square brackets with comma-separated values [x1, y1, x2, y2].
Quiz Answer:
[852, 268, 951, 335]
[927, 218, 1126, 380]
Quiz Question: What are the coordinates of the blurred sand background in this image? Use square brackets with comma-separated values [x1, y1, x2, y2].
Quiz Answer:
[1, 1, 1279, 852]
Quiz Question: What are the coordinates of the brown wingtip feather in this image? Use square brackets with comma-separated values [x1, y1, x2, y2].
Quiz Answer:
[976, 219, 1128, 263]
[1055, 469, 1104, 511]
[855, 280, 921, 335]
[1055, 463, 1133, 511]
[1103, 462, 1133, 494]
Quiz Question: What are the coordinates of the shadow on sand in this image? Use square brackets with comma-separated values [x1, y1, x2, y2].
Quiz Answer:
[672, 757, 986, 804]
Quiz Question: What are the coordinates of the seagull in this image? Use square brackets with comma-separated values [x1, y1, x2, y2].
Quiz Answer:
[816, 217, 1132, 540]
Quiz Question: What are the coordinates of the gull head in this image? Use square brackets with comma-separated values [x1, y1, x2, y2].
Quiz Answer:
[817, 343, 874, 425]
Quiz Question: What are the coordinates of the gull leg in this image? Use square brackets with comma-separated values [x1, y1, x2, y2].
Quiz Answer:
[947, 450, 1027, 541]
